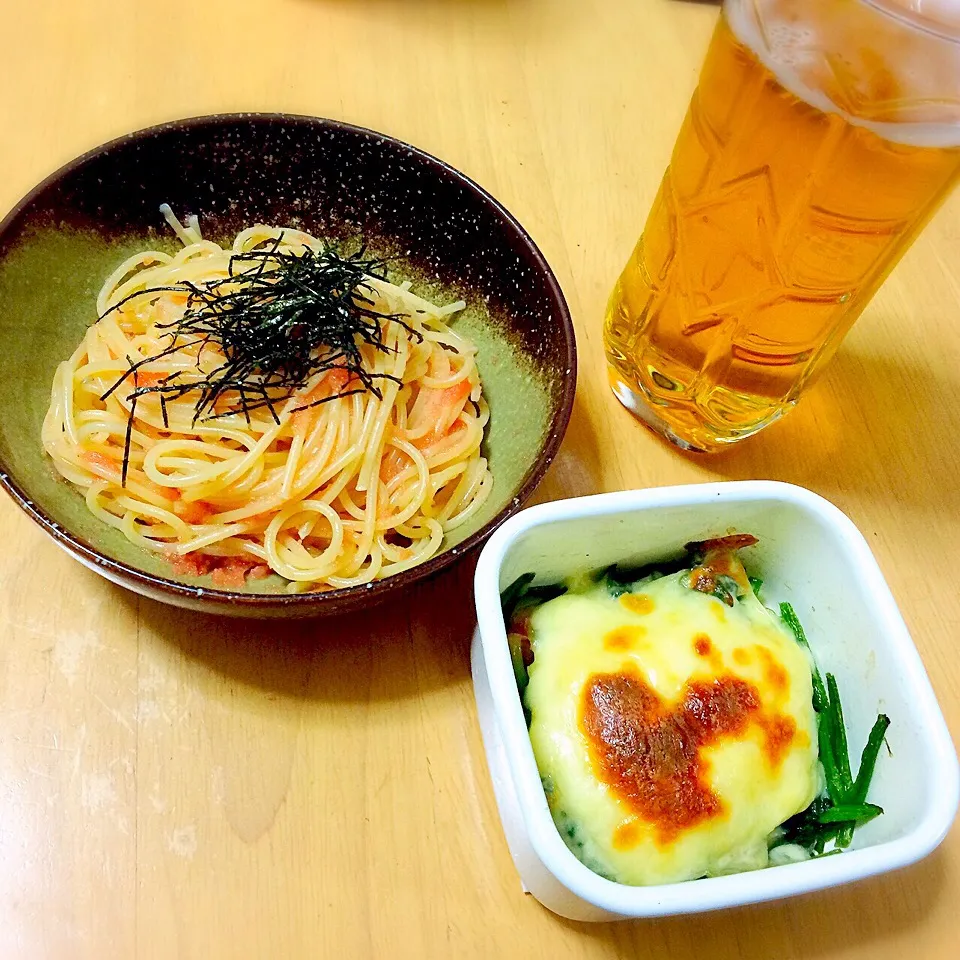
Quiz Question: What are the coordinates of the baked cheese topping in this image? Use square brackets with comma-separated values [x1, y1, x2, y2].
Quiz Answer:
[524, 550, 819, 886]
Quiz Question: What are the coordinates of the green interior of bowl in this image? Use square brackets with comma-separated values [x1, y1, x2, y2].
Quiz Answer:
[0, 226, 553, 594]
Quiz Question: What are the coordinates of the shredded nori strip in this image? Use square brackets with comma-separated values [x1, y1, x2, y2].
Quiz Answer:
[100, 240, 420, 485]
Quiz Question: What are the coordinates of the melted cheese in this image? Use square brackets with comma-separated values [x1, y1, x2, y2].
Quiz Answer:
[525, 572, 819, 886]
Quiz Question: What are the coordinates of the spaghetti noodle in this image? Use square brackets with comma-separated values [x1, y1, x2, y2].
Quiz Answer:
[42, 211, 493, 591]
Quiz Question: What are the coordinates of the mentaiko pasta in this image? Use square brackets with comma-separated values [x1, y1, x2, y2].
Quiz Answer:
[42, 211, 493, 591]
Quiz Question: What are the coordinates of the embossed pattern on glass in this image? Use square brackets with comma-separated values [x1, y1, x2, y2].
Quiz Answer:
[605, 0, 960, 451]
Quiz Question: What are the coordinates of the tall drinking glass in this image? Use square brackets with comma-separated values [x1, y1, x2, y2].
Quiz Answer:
[604, 0, 960, 452]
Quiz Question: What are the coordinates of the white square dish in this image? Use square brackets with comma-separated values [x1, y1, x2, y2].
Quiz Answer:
[471, 480, 958, 921]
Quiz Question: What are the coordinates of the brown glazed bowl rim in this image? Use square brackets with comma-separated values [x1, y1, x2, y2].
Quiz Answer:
[0, 113, 577, 612]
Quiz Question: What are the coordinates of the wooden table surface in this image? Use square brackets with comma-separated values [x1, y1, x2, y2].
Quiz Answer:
[2, 0, 959, 957]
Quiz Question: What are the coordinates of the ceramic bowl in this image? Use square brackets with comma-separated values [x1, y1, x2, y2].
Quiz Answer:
[0, 114, 575, 617]
[472, 481, 958, 920]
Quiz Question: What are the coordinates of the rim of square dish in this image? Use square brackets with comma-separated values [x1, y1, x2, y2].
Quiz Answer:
[473, 480, 959, 916]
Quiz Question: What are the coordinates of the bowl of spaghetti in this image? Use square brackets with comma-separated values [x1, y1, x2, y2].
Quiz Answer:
[0, 115, 575, 617]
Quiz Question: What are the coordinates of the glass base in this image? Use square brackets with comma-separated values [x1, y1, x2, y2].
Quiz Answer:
[607, 367, 787, 454]
[608, 373, 711, 453]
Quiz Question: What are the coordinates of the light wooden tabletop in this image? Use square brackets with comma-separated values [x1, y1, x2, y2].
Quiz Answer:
[1, 0, 959, 957]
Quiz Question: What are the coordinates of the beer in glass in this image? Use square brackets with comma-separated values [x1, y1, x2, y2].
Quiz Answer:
[605, 0, 960, 451]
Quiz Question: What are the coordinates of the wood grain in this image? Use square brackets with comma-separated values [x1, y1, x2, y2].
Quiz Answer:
[1, 0, 958, 957]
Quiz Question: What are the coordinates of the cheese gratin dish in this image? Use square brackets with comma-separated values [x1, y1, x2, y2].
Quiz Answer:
[502, 534, 889, 886]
